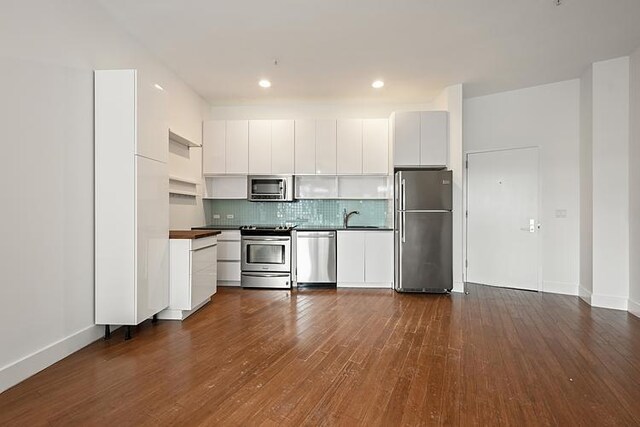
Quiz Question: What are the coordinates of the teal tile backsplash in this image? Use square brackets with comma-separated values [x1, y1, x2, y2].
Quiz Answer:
[204, 199, 392, 227]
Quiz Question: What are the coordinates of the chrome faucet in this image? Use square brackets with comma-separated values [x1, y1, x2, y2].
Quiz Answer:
[343, 209, 360, 228]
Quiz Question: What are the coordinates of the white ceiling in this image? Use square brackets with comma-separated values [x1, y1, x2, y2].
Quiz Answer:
[97, 0, 640, 105]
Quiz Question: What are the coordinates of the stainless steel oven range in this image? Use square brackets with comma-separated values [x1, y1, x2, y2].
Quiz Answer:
[240, 225, 293, 289]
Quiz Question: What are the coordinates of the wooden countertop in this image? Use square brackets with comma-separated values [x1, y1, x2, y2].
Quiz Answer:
[169, 230, 221, 240]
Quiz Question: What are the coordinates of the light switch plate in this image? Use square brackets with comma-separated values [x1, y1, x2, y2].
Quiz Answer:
[555, 209, 567, 218]
[226, 214, 234, 219]
[213, 214, 221, 219]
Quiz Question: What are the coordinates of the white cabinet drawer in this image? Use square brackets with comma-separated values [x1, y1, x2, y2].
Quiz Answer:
[192, 235, 217, 251]
[218, 261, 241, 281]
[218, 230, 241, 241]
[218, 240, 241, 261]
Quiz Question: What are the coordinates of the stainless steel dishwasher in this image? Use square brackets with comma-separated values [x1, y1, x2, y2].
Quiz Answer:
[296, 231, 337, 285]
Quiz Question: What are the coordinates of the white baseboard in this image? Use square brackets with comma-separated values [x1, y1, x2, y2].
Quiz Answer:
[542, 281, 578, 296]
[579, 285, 592, 305]
[591, 294, 628, 311]
[0, 325, 104, 394]
[628, 299, 640, 318]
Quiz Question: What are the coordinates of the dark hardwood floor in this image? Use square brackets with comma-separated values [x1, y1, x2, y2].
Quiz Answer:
[1, 284, 640, 426]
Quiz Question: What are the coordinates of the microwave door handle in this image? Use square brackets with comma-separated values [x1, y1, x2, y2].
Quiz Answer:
[282, 179, 286, 198]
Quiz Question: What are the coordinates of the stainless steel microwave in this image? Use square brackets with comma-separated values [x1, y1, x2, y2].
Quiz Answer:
[248, 176, 294, 202]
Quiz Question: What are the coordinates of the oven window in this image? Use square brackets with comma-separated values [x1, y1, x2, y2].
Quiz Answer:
[252, 179, 282, 195]
[247, 244, 285, 264]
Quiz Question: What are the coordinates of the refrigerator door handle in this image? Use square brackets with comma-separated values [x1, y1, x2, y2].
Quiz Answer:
[402, 212, 406, 243]
[401, 179, 406, 211]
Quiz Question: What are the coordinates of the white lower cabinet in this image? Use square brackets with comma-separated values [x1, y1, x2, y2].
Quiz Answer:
[337, 230, 394, 288]
[217, 231, 242, 286]
[159, 235, 218, 320]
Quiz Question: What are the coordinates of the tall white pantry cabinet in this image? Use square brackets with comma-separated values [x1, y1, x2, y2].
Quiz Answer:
[95, 69, 170, 340]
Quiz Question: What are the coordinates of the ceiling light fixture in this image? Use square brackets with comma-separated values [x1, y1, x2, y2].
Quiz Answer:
[154, 83, 164, 91]
[372, 80, 384, 89]
[259, 79, 271, 88]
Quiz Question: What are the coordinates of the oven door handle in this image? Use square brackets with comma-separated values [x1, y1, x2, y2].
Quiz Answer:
[242, 272, 290, 278]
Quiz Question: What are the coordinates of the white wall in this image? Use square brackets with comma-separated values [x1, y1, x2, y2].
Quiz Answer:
[464, 80, 581, 295]
[434, 85, 465, 293]
[591, 57, 630, 311]
[628, 48, 640, 317]
[579, 66, 594, 302]
[0, 0, 207, 392]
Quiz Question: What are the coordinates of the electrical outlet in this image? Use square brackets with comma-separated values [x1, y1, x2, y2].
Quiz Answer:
[226, 214, 234, 219]
[213, 214, 221, 219]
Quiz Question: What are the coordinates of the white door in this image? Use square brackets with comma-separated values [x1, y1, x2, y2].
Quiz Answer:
[203, 120, 226, 174]
[294, 119, 316, 174]
[467, 148, 539, 291]
[136, 155, 169, 323]
[249, 120, 272, 174]
[316, 120, 337, 174]
[225, 120, 248, 174]
[337, 119, 363, 175]
[337, 231, 365, 285]
[271, 120, 294, 174]
[393, 112, 420, 167]
[420, 111, 448, 167]
[364, 231, 394, 286]
[362, 119, 389, 175]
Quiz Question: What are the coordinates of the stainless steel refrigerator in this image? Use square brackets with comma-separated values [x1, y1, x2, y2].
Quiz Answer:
[395, 170, 453, 293]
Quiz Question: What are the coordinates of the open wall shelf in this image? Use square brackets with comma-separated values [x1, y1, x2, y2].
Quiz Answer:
[169, 129, 201, 148]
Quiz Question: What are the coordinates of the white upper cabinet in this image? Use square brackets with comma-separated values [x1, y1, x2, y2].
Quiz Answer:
[295, 120, 316, 174]
[420, 111, 448, 167]
[337, 119, 363, 175]
[362, 119, 389, 175]
[249, 119, 294, 175]
[203, 117, 390, 177]
[392, 111, 448, 167]
[316, 120, 337, 175]
[225, 120, 249, 174]
[392, 112, 420, 167]
[249, 120, 272, 174]
[271, 120, 295, 174]
[203, 120, 225, 175]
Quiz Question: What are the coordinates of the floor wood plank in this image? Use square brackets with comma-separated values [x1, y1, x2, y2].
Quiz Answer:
[1, 285, 640, 426]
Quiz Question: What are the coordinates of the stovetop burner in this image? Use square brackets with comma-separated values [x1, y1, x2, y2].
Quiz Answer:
[240, 225, 295, 231]
[240, 224, 296, 235]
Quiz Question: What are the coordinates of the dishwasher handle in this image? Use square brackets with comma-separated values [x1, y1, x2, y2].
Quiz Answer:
[298, 232, 335, 238]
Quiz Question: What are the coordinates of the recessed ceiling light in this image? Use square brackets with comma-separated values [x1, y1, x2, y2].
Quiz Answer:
[259, 79, 271, 88]
[372, 80, 384, 89]
[154, 83, 164, 91]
